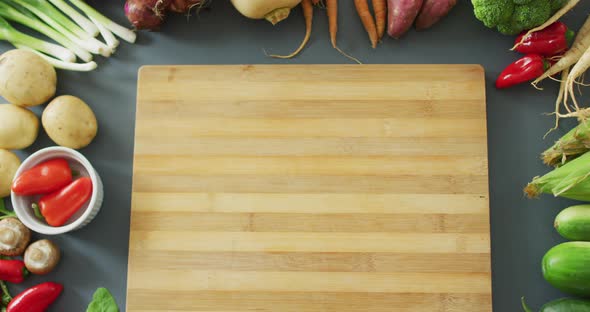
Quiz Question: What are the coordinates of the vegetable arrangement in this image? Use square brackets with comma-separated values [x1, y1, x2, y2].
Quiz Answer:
[0, 0, 135, 71]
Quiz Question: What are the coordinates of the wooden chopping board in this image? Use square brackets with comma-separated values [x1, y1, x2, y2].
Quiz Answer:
[127, 65, 491, 312]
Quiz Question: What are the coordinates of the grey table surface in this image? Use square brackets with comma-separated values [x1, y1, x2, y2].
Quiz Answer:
[2, 1, 590, 311]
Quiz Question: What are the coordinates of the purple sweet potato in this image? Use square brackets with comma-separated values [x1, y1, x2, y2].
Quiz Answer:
[387, 0, 424, 39]
[415, 0, 457, 30]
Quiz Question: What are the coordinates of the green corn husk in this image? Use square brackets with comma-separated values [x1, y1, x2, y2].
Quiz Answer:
[543, 122, 590, 167]
[526, 151, 590, 201]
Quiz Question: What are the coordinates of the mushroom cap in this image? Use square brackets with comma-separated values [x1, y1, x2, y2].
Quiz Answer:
[24, 239, 60, 275]
[0, 218, 31, 256]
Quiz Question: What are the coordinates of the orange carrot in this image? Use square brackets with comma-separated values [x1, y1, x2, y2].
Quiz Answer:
[354, 0, 378, 48]
[312, 0, 321, 5]
[372, 0, 387, 40]
[326, 0, 337, 48]
[269, 0, 313, 59]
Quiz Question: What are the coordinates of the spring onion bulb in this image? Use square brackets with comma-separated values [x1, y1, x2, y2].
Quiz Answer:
[0, 2, 92, 62]
[47, 0, 98, 36]
[90, 16, 119, 51]
[14, 44, 97, 71]
[0, 16, 74, 62]
[68, 0, 137, 43]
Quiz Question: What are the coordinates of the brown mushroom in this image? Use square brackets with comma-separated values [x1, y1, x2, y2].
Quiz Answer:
[0, 218, 31, 256]
[24, 239, 60, 275]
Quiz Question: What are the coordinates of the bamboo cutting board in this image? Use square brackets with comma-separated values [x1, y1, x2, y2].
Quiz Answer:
[127, 65, 491, 312]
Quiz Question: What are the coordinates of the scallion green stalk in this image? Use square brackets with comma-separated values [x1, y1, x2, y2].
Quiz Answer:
[67, 0, 136, 43]
[0, 15, 74, 62]
[47, 0, 98, 37]
[8, 0, 111, 56]
[0, 2, 92, 62]
[15, 44, 97, 71]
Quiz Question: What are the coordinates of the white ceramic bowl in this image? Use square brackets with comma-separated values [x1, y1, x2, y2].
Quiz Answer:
[11, 147, 103, 235]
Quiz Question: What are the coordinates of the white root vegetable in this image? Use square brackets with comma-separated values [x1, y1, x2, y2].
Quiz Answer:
[565, 45, 590, 111]
[513, 0, 581, 50]
[533, 15, 590, 87]
[231, 0, 302, 25]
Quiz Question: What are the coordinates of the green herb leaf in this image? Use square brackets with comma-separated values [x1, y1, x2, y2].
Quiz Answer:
[86, 288, 119, 312]
[0, 282, 12, 307]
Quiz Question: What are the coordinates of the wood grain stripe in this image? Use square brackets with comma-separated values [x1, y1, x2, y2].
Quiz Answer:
[137, 99, 485, 119]
[129, 232, 490, 253]
[132, 174, 489, 194]
[133, 137, 487, 157]
[127, 270, 491, 294]
[130, 212, 489, 233]
[127, 290, 492, 312]
[134, 156, 487, 176]
[135, 118, 485, 138]
[132, 193, 489, 214]
[129, 251, 491, 273]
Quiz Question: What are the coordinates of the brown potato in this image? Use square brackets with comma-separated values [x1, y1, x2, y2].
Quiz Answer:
[0, 50, 56, 107]
[0, 104, 39, 150]
[0, 150, 20, 198]
[42, 95, 98, 149]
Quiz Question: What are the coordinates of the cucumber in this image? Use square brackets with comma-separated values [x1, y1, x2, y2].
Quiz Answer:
[543, 242, 590, 297]
[522, 297, 590, 312]
[555, 205, 590, 241]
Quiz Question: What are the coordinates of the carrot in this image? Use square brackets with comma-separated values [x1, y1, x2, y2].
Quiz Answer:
[326, 0, 337, 48]
[513, 0, 581, 50]
[532, 15, 590, 87]
[354, 0, 378, 48]
[269, 0, 313, 59]
[312, 0, 322, 5]
[373, 0, 387, 40]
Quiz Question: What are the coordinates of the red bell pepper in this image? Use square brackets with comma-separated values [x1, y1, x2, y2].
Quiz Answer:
[38, 177, 93, 227]
[496, 54, 549, 89]
[0, 260, 28, 284]
[515, 22, 575, 57]
[6, 282, 62, 312]
[11, 159, 72, 196]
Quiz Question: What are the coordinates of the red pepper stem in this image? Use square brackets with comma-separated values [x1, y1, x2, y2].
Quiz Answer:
[543, 59, 550, 71]
[31, 204, 44, 221]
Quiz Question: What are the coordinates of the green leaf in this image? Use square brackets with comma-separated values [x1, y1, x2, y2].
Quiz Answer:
[0, 199, 4, 212]
[86, 288, 119, 312]
[0, 282, 12, 307]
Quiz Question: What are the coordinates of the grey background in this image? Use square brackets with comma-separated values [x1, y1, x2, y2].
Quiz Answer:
[2, 1, 590, 311]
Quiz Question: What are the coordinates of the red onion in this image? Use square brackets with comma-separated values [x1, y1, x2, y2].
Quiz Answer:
[124, 0, 172, 30]
[169, 0, 202, 13]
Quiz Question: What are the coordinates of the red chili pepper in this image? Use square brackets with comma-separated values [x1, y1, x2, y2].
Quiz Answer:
[515, 22, 575, 56]
[38, 177, 93, 227]
[496, 54, 549, 89]
[6, 282, 62, 312]
[0, 260, 28, 284]
[11, 159, 72, 196]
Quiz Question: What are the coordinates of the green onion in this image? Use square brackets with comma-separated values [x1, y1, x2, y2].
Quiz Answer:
[68, 0, 137, 43]
[16, 44, 97, 71]
[0, 2, 92, 62]
[543, 121, 590, 167]
[47, 0, 98, 37]
[0, 15, 75, 62]
[8, 0, 111, 56]
[90, 16, 119, 50]
[526, 151, 590, 201]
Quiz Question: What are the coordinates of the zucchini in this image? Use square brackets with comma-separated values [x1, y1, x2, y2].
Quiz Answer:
[543, 242, 590, 297]
[555, 205, 590, 241]
[522, 297, 590, 312]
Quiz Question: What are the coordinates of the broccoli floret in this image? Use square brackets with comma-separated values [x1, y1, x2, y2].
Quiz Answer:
[472, 0, 565, 35]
